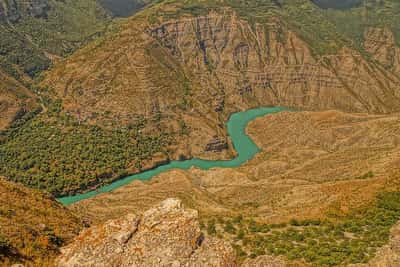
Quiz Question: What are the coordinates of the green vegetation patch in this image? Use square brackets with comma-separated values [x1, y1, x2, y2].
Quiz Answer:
[204, 192, 400, 266]
[0, 101, 173, 197]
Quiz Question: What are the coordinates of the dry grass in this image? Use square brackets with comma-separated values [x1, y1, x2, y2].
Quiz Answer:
[0, 178, 82, 266]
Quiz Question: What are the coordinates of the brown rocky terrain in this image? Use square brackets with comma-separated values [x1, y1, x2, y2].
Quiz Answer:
[0, 177, 82, 266]
[2, 1, 400, 265]
[57, 198, 236, 267]
[65, 110, 400, 265]
[364, 27, 400, 75]
[70, 110, 400, 223]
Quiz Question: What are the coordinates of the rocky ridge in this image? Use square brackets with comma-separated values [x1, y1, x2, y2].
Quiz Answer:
[57, 198, 236, 267]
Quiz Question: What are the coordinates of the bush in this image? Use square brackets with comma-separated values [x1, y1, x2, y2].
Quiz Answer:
[0, 236, 12, 255]
[207, 219, 217, 236]
[215, 192, 400, 266]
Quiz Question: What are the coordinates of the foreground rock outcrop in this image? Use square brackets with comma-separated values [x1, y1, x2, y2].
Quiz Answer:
[57, 198, 236, 267]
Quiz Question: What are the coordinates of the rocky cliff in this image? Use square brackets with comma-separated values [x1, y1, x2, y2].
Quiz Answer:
[41, 5, 400, 162]
[57, 198, 236, 267]
[364, 27, 400, 76]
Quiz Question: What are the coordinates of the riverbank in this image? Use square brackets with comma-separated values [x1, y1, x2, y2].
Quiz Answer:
[57, 107, 286, 205]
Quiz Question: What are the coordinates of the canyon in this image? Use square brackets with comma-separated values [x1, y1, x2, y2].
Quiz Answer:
[1, 0, 400, 266]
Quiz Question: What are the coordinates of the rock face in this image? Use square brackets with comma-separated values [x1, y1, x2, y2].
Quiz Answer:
[57, 199, 236, 267]
[41, 8, 400, 162]
[205, 136, 228, 152]
[364, 27, 400, 75]
[147, 12, 400, 114]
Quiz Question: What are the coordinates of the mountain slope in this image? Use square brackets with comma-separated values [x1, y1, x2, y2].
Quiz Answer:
[0, 0, 111, 130]
[2, 0, 400, 195]
[0, 70, 38, 130]
[42, 0, 400, 120]
[0, 177, 82, 266]
[0, 0, 110, 78]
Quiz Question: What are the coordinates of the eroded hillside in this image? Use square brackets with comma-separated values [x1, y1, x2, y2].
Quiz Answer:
[42, 0, 400, 165]
[0, 0, 111, 130]
[0, 177, 82, 266]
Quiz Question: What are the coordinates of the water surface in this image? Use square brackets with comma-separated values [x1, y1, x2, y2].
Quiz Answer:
[58, 107, 285, 205]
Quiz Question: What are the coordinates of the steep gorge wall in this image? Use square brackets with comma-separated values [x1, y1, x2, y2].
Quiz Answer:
[42, 9, 400, 157]
[44, 10, 400, 120]
[149, 11, 400, 114]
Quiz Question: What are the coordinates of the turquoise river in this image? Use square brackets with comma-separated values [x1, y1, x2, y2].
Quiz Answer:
[58, 106, 285, 205]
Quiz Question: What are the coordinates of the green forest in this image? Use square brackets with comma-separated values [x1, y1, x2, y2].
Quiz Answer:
[0, 101, 174, 196]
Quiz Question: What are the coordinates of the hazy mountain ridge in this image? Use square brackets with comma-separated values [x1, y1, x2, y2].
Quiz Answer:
[311, 0, 363, 9]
